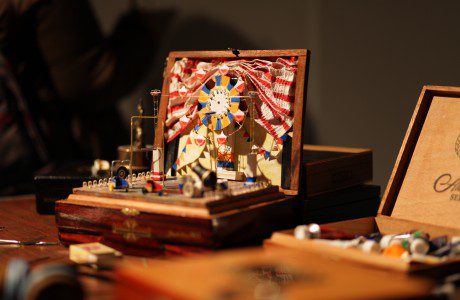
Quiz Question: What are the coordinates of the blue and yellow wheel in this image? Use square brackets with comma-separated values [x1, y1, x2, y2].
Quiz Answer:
[197, 75, 244, 130]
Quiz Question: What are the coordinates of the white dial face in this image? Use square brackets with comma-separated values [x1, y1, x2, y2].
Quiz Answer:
[208, 89, 230, 117]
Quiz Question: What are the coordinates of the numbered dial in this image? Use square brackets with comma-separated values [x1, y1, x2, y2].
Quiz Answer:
[208, 89, 230, 117]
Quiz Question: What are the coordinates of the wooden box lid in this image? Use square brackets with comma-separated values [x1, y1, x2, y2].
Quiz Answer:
[154, 50, 310, 196]
[380, 86, 460, 229]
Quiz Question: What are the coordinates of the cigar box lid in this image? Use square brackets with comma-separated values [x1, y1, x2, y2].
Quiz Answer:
[154, 50, 310, 196]
[380, 86, 460, 229]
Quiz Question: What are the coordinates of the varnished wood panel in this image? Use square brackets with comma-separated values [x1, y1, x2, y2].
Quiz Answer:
[380, 85, 460, 216]
[55, 196, 297, 254]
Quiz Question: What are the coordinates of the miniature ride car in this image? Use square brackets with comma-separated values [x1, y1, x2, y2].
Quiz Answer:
[109, 176, 129, 192]
[142, 180, 163, 194]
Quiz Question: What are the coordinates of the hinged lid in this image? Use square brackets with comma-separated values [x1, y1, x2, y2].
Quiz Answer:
[380, 86, 460, 229]
[154, 50, 310, 196]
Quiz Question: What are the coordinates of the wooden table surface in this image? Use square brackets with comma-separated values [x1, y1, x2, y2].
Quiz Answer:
[0, 195, 118, 299]
[0, 196, 214, 299]
[1, 196, 457, 300]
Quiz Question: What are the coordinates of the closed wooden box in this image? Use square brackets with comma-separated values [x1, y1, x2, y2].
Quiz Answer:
[302, 144, 373, 196]
[302, 184, 381, 224]
[266, 86, 460, 275]
[55, 49, 310, 255]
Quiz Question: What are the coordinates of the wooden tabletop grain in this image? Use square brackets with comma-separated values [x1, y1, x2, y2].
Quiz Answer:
[1, 196, 457, 299]
[0, 195, 115, 299]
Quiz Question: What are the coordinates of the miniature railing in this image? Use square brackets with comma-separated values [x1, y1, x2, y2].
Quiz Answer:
[82, 172, 150, 189]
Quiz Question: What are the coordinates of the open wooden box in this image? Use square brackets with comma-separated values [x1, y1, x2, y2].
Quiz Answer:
[267, 86, 460, 275]
[55, 49, 310, 255]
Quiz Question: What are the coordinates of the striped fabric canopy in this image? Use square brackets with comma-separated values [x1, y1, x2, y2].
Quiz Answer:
[165, 57, 297, 142]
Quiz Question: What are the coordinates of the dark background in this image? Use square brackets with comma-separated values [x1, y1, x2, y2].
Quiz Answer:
[92, 0, 460, 191]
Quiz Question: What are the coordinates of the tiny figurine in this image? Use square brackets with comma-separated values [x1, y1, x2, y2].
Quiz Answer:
[109, 176, 129, 192]
[142, 179, 163, 194]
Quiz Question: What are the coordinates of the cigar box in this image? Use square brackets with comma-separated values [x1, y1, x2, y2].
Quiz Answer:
[302, 145, 373, 196]
[115, 248, 433, 300]
[34, 161, 103, 214]
[55, 49, 310, 255]
[266, 86, 460, 275]
[303, 184, 381, 224]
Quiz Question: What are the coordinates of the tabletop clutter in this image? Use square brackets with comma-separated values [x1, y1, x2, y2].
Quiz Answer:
[294, 224, 460, 263]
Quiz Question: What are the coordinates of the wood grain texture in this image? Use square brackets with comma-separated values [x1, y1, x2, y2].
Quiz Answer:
[289, 53, 310, 194]
[0, 197, 115, 299]
[168, 49, 308, 59]
[154, 56, 175, 149]
[391, 96, 460, 227]
[380, 85, 460, 216]
[302, 145, 373, 196]
[71, 182, 283, 214]
[154, 49, 310, 196]
[55, 196, 297, 254]
[115, 247, 433, 300]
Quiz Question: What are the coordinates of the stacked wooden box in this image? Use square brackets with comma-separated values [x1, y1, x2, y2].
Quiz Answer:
[302, 144, 378, 224]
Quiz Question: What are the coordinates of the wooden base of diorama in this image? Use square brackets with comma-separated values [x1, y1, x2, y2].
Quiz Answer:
[56, 180, 297, 256]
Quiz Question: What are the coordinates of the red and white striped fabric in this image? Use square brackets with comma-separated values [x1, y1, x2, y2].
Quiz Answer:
[165, 57, 297, 142]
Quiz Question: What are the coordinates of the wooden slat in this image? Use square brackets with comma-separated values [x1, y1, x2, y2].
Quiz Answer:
[154, 56, 175, 149]
[288, 52, 310, 194]
[302, 145, 373, 196]
[303, 144, 372, 154]
[168, 49, 308, 59]
[375, 215, 460, 237]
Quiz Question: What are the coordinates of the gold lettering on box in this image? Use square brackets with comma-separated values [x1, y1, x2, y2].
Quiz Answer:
[432, 135, 460, 201]
[434, 173, 460, 201]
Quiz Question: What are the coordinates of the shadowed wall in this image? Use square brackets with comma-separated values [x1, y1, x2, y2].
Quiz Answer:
[91, 0, 460, 191]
